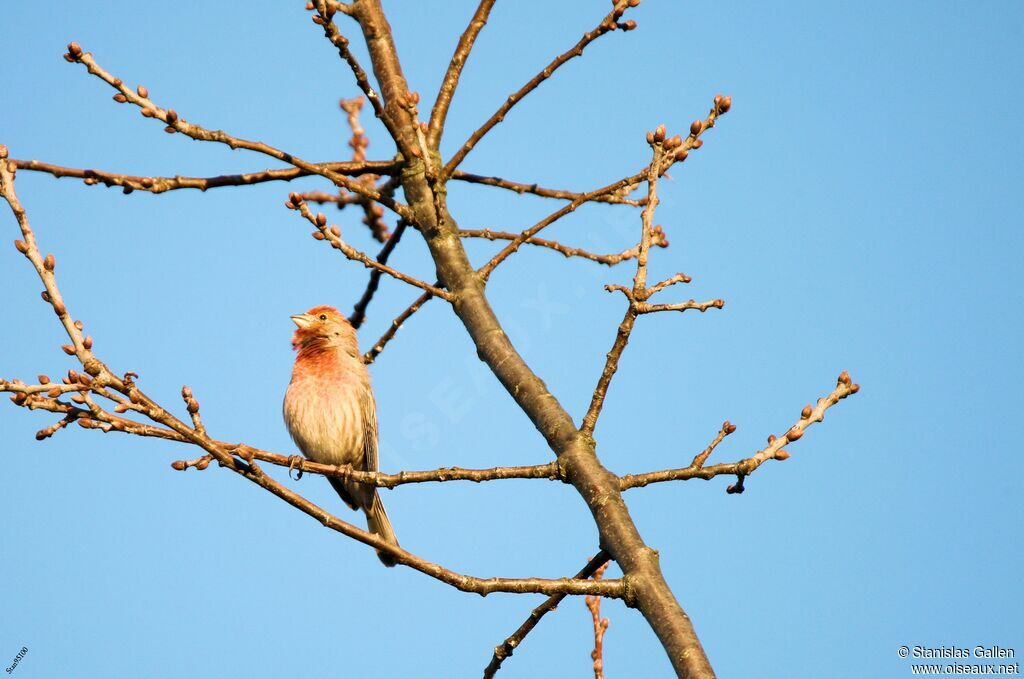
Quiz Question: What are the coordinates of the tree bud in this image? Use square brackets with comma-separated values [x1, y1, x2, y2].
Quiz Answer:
[690, 120, 702, 136]
[801, 405, 812, 419]
[137, 85, 148, 98]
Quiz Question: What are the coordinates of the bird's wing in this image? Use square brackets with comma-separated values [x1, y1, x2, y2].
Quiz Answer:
[363, 385, 379, 473]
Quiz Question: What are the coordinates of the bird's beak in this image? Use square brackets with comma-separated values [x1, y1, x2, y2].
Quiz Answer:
[291, 314, 314, 329]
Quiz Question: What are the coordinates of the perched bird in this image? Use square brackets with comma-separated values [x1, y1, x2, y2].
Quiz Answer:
[283, 305, 399, 566]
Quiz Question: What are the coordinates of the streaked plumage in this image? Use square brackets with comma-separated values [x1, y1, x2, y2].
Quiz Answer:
[283, 305, 398, 566]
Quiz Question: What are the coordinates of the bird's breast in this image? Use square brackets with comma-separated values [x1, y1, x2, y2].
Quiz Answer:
[283, 372, 367, 467]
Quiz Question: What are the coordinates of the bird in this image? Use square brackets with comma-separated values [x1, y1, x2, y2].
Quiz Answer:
[283, 305, 399, 566]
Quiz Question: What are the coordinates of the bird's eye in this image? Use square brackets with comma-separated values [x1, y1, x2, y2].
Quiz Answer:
[318, 314, 328, 321]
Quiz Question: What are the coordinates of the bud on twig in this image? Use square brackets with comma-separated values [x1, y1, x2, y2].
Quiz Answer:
[14, 239, 29, 254]
[171, 460, 187, 471]
[785, 427, 803, 442]
[723, 421, 737, 434]
[775, 450, 791, 461]
[44, 253, 55, 271]
[137, 85, 148, 98]
[801, 405, 812, 419]
[67, 42, 83, 59]
[690, 120, 703, 136]
[653, 124, 666, 143]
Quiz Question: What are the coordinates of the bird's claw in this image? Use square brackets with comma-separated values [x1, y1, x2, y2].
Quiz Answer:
[288, 454, 305, 481]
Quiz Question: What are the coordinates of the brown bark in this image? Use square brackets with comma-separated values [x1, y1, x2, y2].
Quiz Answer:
[350, 2, 715, 675]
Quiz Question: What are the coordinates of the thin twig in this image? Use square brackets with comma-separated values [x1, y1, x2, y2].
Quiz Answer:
[65, 44, 413, 219]
[579, 138, 665, 435]
[483, 551, 612, 678]
[349, 219, 408, 329]
[443, 0, 639, 178]
[585, 561, 612, 679]
[291, 198, 452, 301]
[476, 98, 726, 282]
[363, 289, 435, 364]
[311, 1, 394, 137]
[459, 227, 666, 266]
[619, 375, 860, 491]
[12, 158, 396, 194]
[452, 170, 643, 206]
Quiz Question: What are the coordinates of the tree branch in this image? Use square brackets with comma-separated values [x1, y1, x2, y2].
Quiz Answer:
[451, 170, 644, 206]
[63, 43, 413, 219]
[459, 227, 666, 266]
[442, 0, 639, 178]
[428, 0, 497, 149]
[12, 158, 397, 194]
[346, 3, 720, 674]
[483, 551, 611, 678]
[362, 289, 435, 364]
[619, 375, 860, 491]
[0, 160, 624, 599]
[290, 196, 453, 301]
[349, 219, 408, 329]
[585, 561, 612, 679]
[475, 100, 725, 282]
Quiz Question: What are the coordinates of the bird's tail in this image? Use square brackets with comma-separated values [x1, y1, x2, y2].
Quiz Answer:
[366, 491, 399, 567]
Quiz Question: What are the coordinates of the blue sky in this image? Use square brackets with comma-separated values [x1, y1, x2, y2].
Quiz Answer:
[2, 2, 1021, 677]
